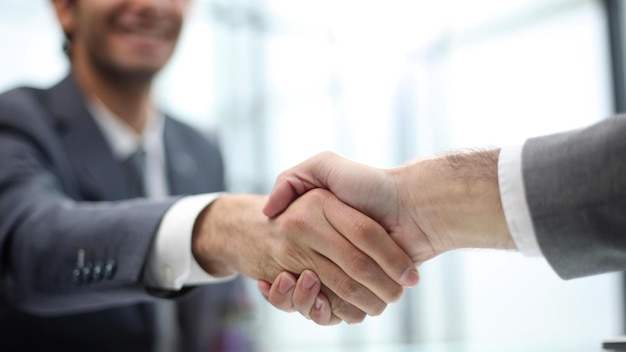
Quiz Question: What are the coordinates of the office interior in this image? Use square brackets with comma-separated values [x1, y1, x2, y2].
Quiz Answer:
[0, 0, 624, 351]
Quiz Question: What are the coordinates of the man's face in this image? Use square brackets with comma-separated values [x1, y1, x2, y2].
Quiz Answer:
[59, 0, 189, 80]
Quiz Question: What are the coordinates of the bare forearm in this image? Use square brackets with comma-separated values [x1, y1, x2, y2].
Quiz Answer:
[395, 148, 515, 256]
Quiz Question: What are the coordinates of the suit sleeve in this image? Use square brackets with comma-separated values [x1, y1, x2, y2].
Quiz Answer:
[0, 109, 178, 316]
[522, 115, 626, 279]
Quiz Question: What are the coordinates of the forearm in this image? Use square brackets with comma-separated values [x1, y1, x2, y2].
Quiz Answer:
[394, 148, 515, 255]
[1, 181, 176, 315]
[0, 129, 180, 314]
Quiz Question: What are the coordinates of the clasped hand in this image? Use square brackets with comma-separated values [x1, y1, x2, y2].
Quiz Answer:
[257, 151, 434, 325]
[192, 187, 418, 325]
[257, 150, 509, 325]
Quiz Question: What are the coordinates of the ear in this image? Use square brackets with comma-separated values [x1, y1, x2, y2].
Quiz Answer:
[51, 0, 77, 40]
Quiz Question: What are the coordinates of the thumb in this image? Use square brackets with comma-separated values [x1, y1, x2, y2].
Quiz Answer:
[263, 180, 303, 218]
[263, 152, 338, 218]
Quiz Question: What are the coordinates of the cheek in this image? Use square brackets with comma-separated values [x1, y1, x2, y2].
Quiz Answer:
[171, 16, 185, 39]
[82, 24, 114, 57]
[177, 0, 191, 16]
[171, 2, 189, 30]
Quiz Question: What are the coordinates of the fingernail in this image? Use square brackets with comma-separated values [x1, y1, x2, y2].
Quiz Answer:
[314, 297, 323, 311]
[301, 271, 318, 291]
[400, 268, 419, 287]
[278, 275, 296, 294]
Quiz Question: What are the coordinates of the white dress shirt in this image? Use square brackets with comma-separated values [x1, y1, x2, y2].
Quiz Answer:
[88, 99, 236, 290]
[498, 144, 543, 257]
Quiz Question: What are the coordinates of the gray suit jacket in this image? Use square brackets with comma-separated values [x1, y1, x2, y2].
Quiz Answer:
[523, 115, 626, 279]
[0, 75, 253, 351]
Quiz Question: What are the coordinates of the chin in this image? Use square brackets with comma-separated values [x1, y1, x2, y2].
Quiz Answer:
[127, 60, 167, 74]
[97, 60, 163, 83]
[118, 52, 171, 72]
[121, 65, 163, 81]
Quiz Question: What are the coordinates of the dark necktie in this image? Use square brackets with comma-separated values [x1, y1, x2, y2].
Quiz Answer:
[123, 148, 182, 351]
[123, 148, 147, 198]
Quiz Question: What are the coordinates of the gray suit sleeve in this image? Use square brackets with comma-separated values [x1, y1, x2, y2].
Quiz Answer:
[0, 123, 178, 316]
[522, 115, 626, 279]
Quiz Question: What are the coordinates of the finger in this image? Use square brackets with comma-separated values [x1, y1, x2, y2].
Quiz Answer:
[320, 285, 368, 324]
[264, 270, 341, 325]
[309, 250, 387, 317]
[310, 292, 341, 325]
[310, 190, 406, 303]
[290, 270, 319, 319]
[323, 193, 419, 288]
[292, 270, 334, 324]
[258, 280, 271, 300]
[267, 272, 297, 313]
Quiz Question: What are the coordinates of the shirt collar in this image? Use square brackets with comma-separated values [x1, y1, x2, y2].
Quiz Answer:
[87, 97, 165, 160]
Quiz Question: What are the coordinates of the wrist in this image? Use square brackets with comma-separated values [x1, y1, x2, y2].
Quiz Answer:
[441, 149, 514, 250]
[192, 197, 237, 278]
[192, 194, 270, 279]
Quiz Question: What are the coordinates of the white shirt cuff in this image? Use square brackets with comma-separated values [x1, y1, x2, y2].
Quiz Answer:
[144, 193, 237, 290]
[498, 144, 543, 257]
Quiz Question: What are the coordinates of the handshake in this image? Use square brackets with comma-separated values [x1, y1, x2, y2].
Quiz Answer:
[192, 149, 514, 325]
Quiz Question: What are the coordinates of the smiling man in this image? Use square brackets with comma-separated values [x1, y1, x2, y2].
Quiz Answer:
[0, 0, 418, 351]
[0, 1, 250, 351]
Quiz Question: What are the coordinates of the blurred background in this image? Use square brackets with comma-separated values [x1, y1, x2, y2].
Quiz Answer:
[1, 0, 624, 350]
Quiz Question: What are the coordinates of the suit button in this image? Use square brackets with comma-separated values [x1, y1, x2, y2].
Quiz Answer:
[104, 260, 117, 280]
[82, 263, 93, 283]
[92, 263, 103, 282]
[72, 267, 82, 285]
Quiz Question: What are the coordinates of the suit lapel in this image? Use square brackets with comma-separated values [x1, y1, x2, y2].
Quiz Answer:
[48, 74, 132, 201]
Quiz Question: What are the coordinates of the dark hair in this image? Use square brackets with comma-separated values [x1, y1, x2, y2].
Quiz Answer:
[53, 0, 77, 59]
[62, 37, 72, 58]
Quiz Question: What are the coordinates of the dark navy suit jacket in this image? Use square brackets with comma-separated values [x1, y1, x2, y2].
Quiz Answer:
[0, 74, 252, 351]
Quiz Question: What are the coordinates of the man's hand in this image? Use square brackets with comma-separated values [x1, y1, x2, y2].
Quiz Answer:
[263, 151, 441, 264]
[192, 189, 419, 324]
[260, 150, 514, 322]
